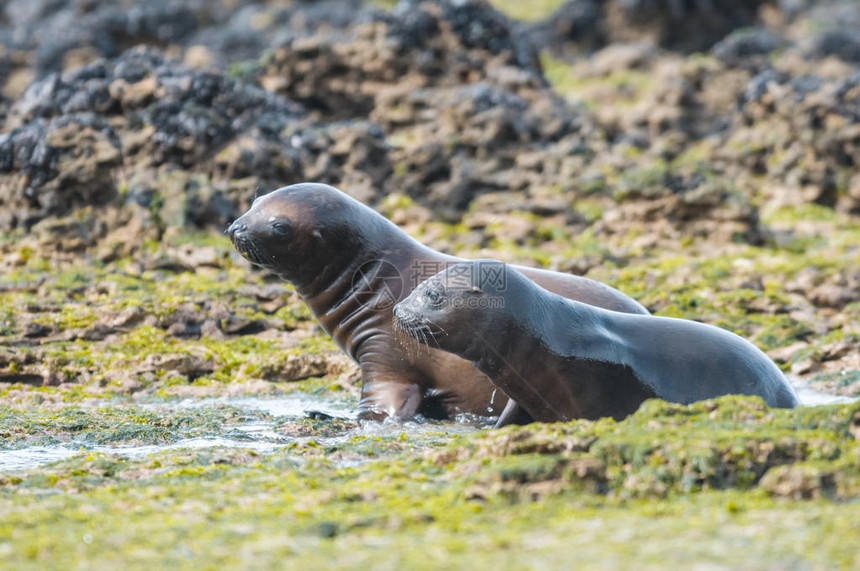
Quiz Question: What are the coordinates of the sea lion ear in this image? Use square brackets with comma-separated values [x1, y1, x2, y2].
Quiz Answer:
[312, 230, 323, 240]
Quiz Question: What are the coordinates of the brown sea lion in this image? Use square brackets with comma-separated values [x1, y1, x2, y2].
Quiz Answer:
[227, 183, 648, 423]
[393, 260, 799, 424]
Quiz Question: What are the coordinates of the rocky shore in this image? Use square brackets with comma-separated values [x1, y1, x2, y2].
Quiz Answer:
[1, 0, 859, 567]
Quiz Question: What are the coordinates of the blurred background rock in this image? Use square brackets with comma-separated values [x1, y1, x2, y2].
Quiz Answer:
[0, 0, 856, 246]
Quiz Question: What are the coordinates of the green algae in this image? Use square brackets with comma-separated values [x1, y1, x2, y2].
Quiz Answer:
[0, 238, 335, 402]
[541, 53, 658, 110]
[374, 0, 565, 22]
[487, 0, 566, 22]
[372, 1, 565, 23]
[0, 405, 272, 450]
[0, 397, 858, 568]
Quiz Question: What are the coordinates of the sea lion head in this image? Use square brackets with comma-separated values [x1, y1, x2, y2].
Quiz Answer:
[227, 183, 368, 287]
[393, 259, 510, 360]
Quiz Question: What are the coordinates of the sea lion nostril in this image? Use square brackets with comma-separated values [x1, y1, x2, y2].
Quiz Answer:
[227, 221, 247, 237]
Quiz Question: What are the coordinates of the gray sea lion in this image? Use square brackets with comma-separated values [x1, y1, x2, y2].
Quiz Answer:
[393, 259, 799, 423]
[226, 183, 648, 423]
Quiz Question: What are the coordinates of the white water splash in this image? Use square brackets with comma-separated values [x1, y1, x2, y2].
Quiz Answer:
[789, 375, 858, 406]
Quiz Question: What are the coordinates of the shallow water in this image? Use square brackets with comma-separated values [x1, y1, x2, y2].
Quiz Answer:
[136, 393, 355, 419]
[0, 392, 483, 473]
[788, 375, 858, 406]
[0, 437, 283, 472]
[0, 377, 855, 473]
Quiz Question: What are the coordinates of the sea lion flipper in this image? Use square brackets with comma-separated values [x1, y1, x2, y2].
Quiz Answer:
[493, 397, 533, 428]
[357, 374, 425, 422]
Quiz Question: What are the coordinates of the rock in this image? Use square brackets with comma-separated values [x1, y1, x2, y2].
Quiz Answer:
[200, 319, 226, 340]
[719, 70, 860, 213]
[254, 352, 351, 383]
[712, 28, 786, 66]
[391, 0, 540, 73]
[850, 411, 860, 441]
[219, 315, 267, 336]
[258, 0, 544, 121]
[809, 283, 860, 310]
[78, 323, 116, 341]
[593, 43, 656, 75]
[34, 0, 198, 74]
[22, 321, 52, 338]
[0, 46, 310, 233]
[791, 359, 819, 376]
[0, 43, 403, 236]
[598, 167, 765, 245]
[138, 352, 215, 378]
[0, 372, 44, 386]
[767, 341, 809, 364]
[807, 29, 860, 64]
[529, 0, 604, 53]
[165, 321, 200, 338]
[760, 464, 837, 500]
[108, 306, 146, 329]
[531, 0, 769, 54]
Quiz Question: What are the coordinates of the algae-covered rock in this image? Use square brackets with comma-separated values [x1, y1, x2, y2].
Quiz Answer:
[532, 0, 769, 54]
[760, 457, 860, 501]
[720, 70, 860, 213]
[0, 46, 395, 236]
[437, 396, 860, 502]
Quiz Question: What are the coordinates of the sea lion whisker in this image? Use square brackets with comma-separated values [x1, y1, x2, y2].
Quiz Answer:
[400, 323, 416, 361]
[393, 318, 419, 362]
[403, 319, 431, 357]
[417, 326, 433, 356]
[240, 238, 266, 266]
[417, 320, 446, 350]
[395, 317, 427, 362]
[249, 238, 266, 258]
[409, 327, 424, 360]
[392, 318, 407, 353]
[427, 322, 449, 339]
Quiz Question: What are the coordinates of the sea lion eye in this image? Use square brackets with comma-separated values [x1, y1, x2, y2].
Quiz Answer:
[425, 290, 442, 305]
[271, 221, 289, 236]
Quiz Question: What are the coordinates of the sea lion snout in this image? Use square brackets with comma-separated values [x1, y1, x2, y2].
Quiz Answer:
[392, 302, 416, 324]
[226, 219, 247, 237]
[227, 214, 270, 266]
[393, 302, 432, 332]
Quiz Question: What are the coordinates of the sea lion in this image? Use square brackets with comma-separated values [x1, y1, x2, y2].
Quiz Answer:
[393, 259, 799, 423]
[227, 183, 649, 423]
